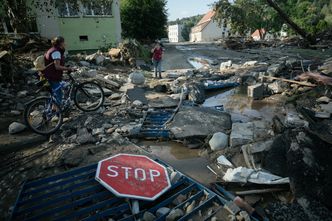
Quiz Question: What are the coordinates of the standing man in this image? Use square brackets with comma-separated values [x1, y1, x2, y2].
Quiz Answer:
[151, 41, 164, 79]
[42, 36, 75, 106]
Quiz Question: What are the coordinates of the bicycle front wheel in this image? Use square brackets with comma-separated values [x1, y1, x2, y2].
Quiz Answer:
[74, 81, 104, 112]
[24, 97, 63, 135]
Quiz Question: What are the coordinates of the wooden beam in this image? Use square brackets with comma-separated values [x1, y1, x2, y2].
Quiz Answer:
[263, 76, 317, 87]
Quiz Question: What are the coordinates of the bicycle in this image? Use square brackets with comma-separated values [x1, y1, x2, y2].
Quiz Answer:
[24, 71, 105, 135]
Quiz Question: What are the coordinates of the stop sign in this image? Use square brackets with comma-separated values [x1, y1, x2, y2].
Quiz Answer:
[95, 154, 171, 201]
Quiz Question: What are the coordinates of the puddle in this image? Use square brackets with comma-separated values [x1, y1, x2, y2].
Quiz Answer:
[203, 86, 284, 122]
[187, 57, 213, 69]
[139, 141, 215, 186]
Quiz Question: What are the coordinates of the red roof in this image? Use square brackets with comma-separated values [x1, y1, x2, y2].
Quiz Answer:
[197, 10, 215, 26]
[192, 10, 216, 33]
[251, 29, 266, 38]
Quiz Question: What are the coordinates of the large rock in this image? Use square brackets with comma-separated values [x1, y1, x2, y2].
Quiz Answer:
[8, 122, 26, 134]
[128, 72, 145, 85]
[76, 128, 95, 144]
[169, 106, 232, 139]
[209, 132, 229, 151]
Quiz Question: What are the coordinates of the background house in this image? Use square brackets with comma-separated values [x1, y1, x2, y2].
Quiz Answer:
[168, 24, 184, 43]
[251, 28, 275, 41]
[190, 10, 230, 42]
[33, 0, 122, 51]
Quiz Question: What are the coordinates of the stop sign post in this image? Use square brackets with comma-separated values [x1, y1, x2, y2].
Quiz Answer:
[95, 154, 171, 201]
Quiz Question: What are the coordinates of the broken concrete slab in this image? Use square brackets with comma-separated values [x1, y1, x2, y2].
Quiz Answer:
[230, 122, 254, 147]
[168, 106, 231, 139]
[247, 84, 264, 100]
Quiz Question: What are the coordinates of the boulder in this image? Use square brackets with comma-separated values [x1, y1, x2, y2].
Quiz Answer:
[128, 72, 145, 85]
[95, 55, 105, 65]
[220, 60, 232, 71]
[76, 128, 95, 144]
[169, 106, 232, 139]
[209, 132, 229, 151]
[156, 207, 171, 217]
[8, 122, 26, 134]
[166, 209, 184, 221]
[143, 211, 156, 221]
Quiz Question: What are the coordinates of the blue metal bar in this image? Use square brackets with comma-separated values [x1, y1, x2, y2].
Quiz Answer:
[54, 197, 125, 221]
[81, 203, 130, 221]
[178, 195, 217, 221]
[21, 171, 96, 197]
[23, 164, 96, 189]
[155, 190, 205, 221]
[23, 190, 112, 221]
[15, 184, 104, 216]
[18, 179, 98, 207]
[149, 183, 196, 213]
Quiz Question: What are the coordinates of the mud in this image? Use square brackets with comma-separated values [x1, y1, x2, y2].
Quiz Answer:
[138, 140, 216, 186]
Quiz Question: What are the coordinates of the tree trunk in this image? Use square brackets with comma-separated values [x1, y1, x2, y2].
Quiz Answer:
[6, 0, 29, 33]
[265, 0, 316, 44]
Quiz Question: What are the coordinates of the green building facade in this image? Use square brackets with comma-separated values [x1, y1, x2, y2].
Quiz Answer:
[34, 0, 122, 51]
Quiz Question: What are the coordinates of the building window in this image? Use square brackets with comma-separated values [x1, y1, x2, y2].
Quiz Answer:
[79, 35, 89, 41]
[58, 1, 79, 17]
[83, 2, 112, 16]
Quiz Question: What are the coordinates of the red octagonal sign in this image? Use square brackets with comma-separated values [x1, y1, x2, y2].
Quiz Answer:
[95, 154, 171, 201]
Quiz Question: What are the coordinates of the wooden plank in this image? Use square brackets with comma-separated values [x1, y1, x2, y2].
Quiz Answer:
[263, 76, 316, 87]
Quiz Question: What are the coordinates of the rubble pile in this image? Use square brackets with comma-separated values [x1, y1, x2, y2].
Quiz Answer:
[0, 38, 332, 221]
[0, 34, 49, 52]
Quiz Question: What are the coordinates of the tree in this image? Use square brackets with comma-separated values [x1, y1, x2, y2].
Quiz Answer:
[214, 0, 283, 38]
[121, 0, 167, 41]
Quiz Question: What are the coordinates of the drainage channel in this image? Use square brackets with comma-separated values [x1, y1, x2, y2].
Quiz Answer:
[139, 109, 174, 139]
[10, 159, 242, 221]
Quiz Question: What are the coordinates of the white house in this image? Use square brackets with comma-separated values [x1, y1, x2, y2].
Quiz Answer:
[190, 10, 230, 42]
[168, 24, 184, 43]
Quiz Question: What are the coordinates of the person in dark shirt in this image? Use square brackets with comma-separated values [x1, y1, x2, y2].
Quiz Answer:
[151, 42, 164, 78]
[42, 36, 75, 106]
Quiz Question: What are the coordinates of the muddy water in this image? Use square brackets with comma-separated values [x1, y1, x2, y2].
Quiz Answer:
[203, 86, 285, 122]
[139, 141, 216, 186]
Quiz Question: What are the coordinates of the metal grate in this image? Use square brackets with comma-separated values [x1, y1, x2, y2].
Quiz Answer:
[139, 110, 173, 139]
[11, 159, 233, 221]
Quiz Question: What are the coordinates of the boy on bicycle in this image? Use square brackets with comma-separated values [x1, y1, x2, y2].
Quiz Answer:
[42, 36, 75, 106]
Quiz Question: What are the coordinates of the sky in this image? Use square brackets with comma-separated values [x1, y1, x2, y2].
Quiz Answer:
[167, 0, 216, 21]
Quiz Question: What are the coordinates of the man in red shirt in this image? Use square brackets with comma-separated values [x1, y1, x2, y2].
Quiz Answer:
[151, 42, 164, 78]
[42, 36, 75, 106]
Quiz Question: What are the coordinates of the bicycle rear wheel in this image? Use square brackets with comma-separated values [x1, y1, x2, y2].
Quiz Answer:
[74, 81, 104, 112]
[24, 97, 63, 135]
